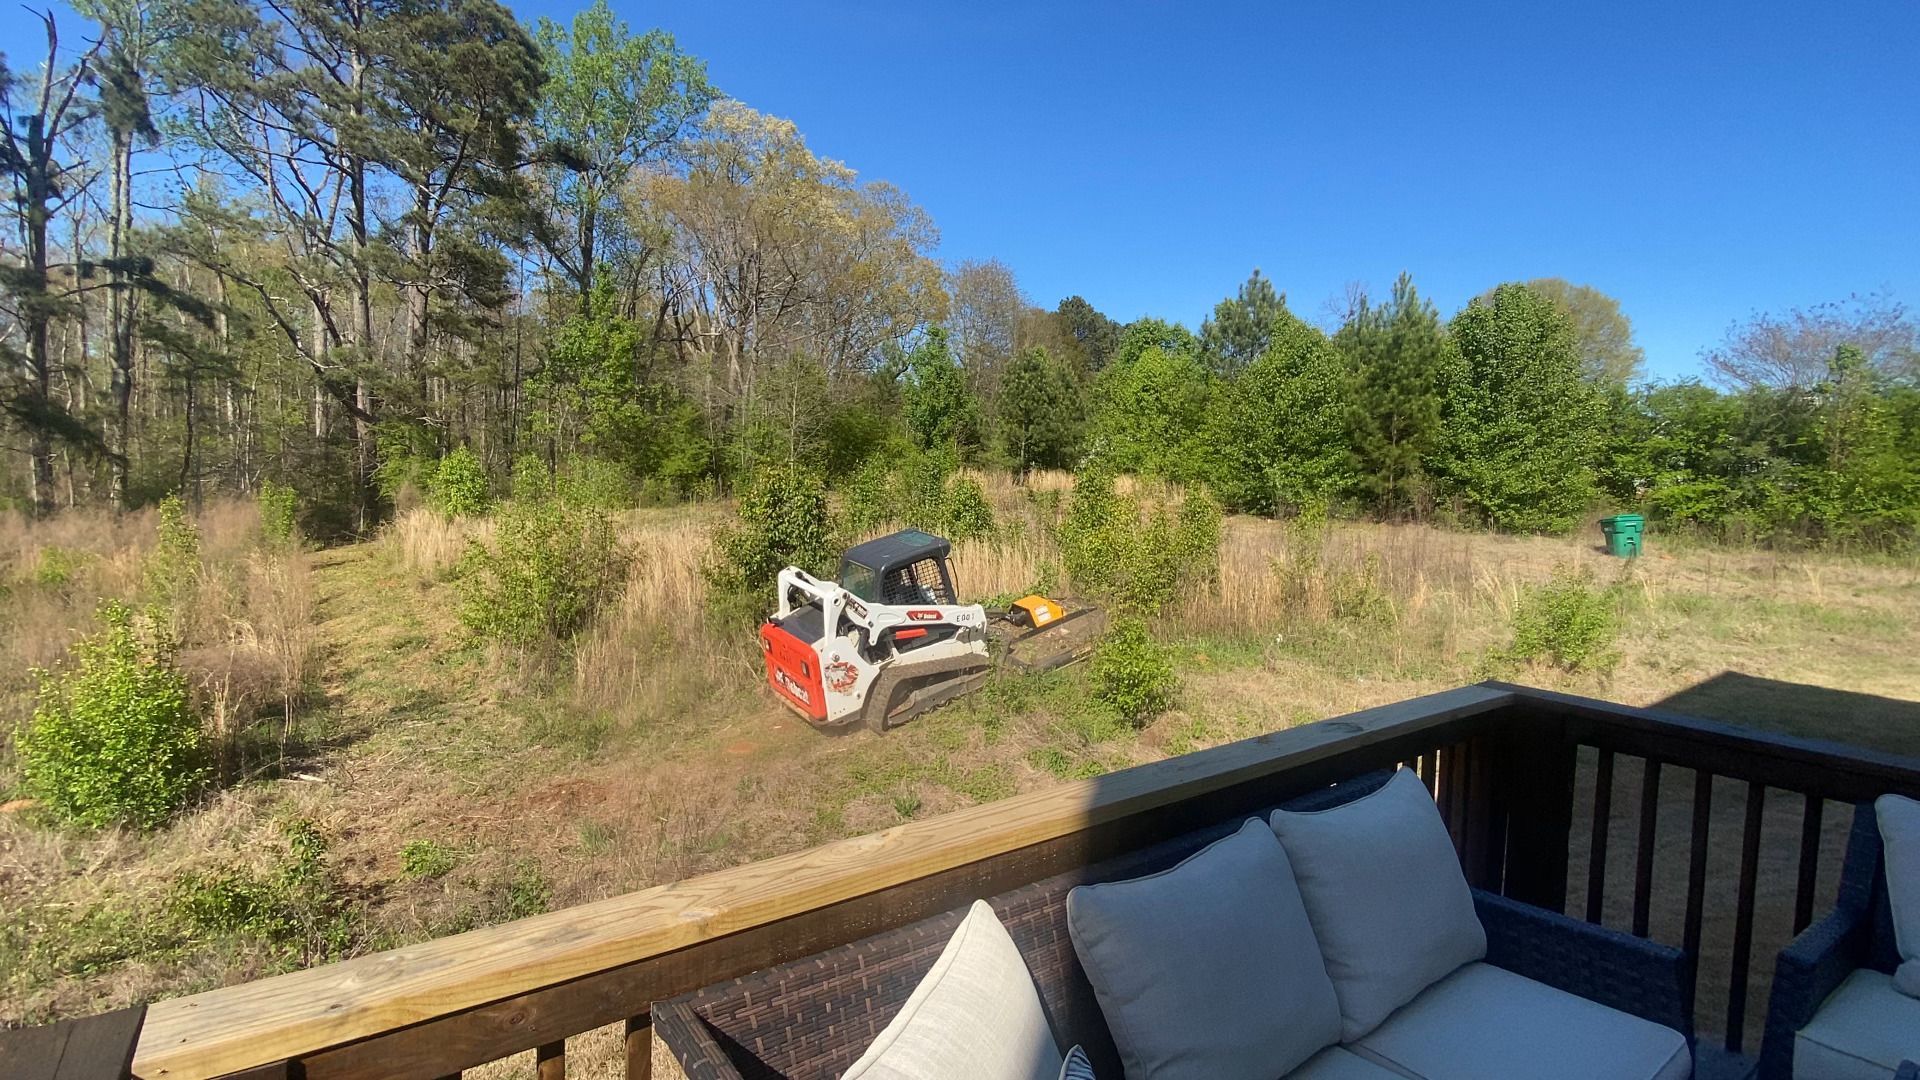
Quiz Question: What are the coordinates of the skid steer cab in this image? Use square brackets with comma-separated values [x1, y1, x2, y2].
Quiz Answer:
[759, 529, 990, 733]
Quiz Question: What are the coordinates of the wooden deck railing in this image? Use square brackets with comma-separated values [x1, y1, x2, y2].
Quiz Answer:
[120, 682, 1920, 1080]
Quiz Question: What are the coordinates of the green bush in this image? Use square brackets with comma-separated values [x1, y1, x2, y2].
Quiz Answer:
[838, 457, 895, 536]
[18, 602, 204, 829]
[173, 818, 356, 962]
[145, 495, 200, 608]
[455, 500, 630, 648]
[897, 449, 955, 533]
[942, 475, 997, 542]
[1503, 565, 1621, 673]
[257, 480, 299, 549]
[1090, 618, 1179, 727]
[1059, 470, 1222, 615]
[706, 463, 836, 624]
[400, 839, 459, 879]
[429, 447, 491, 517]
[31, 546, 89, 589]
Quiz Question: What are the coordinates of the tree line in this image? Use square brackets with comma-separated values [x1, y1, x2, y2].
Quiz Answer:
[3, 0, 1917, 546]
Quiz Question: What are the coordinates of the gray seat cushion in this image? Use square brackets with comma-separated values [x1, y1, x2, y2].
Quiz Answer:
[1348, 962, 1691, 1080]
[1269, 767, 1487, 1040]
[1286, 1047, 1409, 1079]
[1795, 968, 1920, 1080]
[1067, 818, 1341, 1080]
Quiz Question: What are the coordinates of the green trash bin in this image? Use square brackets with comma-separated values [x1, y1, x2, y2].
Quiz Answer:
[1600, 514, 1644, 557]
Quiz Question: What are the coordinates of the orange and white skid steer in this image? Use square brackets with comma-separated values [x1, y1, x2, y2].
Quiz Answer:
[759, 529, 1106, 733]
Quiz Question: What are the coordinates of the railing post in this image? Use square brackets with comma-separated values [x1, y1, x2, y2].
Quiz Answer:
[1497, 707, 1576, 912]
[624, 1015, 651, 1080]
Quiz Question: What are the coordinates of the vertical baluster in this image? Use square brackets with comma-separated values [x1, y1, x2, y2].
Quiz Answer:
[537, 1040, 566, 1080]
[1444, 743, 1470, 856]
[625, 1015, 652, 1080]
[1683, 770, 1712, 959]
[1631, 758, 1662, 937]
[1794, 794, 1824, 934]
[1416, 752, 1436, 796]
[1584, 748, 1615, 924]
[1725, 782, 1766, 1054]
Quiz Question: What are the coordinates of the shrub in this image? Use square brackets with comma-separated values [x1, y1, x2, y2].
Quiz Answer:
[18, 602, 205, 829]
[456, 500, 630, 648]
[897, 449, 955, 533]
[1059, 470, 1222, 615]
[1091, 618, 1179, 727]
[145, 495, 200, 608]
[173, 818, 355, 962]
[1503, 565, 1621, 673]
[31, 546, 89, 589]
[399, 839, 459, 879]
[706, 463, 836, 624]
[553, 455, 633, 510]
[257, 480, 299, 549]
[838, 457, 895, 536]
[942, 475, 997, 542]
[429, 447, 491, 517]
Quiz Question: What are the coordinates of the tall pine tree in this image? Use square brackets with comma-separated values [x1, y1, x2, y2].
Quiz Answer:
[1339, 273, 1444, 519]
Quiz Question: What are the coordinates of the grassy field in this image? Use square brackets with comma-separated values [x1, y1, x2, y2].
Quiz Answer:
[4, 474, 1920, 1062]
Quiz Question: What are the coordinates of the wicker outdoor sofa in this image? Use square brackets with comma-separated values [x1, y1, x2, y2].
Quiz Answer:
[1760, 799, 1920, 1080]
[654, 770, 1696, 1080]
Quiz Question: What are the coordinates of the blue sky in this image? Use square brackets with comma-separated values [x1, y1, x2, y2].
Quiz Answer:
[8, 1, 1917, 380]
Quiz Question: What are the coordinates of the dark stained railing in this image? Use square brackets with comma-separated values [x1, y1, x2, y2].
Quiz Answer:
[105, 682, 1920, 1079]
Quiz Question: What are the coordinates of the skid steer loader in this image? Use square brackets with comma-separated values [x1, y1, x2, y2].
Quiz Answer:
[758, 528, 1106, 733]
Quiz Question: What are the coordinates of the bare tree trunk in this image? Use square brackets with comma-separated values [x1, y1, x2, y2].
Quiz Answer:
[108, 124, 136, 508]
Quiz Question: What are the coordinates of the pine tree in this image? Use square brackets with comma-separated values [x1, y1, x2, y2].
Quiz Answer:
[1340, 272, 1444, 518]
[998, 347, 1080, 473]
[1199, 268, 1285, 375]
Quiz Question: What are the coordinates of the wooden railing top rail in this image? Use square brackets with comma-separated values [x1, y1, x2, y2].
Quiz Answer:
[131, 685, 1515, 1080]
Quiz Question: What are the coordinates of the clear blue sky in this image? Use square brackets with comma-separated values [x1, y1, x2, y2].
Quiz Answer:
[8, 1, 1917, 381]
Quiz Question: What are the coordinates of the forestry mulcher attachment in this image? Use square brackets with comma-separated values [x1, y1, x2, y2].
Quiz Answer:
[759, 528, 1106, 733]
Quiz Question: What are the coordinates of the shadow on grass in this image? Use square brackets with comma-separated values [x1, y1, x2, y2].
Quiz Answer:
[1650, 670, 1920, 759]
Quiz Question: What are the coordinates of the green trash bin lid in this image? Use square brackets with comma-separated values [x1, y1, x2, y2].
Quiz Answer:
[1600, 514, 1644, 530]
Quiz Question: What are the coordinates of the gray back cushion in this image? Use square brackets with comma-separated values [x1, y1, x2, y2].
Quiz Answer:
[1270, 767, 1487, 1040]
[1878, 794, 1920, 997]
[1067, 818, 1341, 1080]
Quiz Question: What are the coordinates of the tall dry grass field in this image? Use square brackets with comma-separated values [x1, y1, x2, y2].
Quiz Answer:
[570, 510, 749, 726]
[0, 500, 322, 785]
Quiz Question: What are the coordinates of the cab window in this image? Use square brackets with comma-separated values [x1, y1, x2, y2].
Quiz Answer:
[839, 560, 879, 602]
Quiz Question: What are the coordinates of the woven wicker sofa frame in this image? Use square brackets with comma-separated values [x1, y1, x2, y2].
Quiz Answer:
[1757, 802, 1903, 1080]
[653, 770, 1696, 1080]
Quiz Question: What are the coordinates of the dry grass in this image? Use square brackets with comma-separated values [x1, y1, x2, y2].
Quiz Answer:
[6, 476, 1920, 1045]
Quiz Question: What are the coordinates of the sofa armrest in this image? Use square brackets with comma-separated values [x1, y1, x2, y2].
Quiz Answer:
[1757, 902, 1872, 1080]
[651, 999, 748, 1080]
[1473, 889, 1694, 1038]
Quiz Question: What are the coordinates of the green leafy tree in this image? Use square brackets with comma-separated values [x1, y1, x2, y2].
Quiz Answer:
[1210, 311, 1355, 514]
[1200, 268, 1286, 374]
[1340, 273, 1444, 517]
[455, 500, 630, 648]
[706, 463, 836, 623]
[1432, 284, 1605, 532]
[901, 329, 982, 454]
[531, 0, 716, 303]
[997, 347, 1080, 472]
[1520, 278, 1645, 388]
[1087, 345, 1214, 481]
[18, 602, 204, 829]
